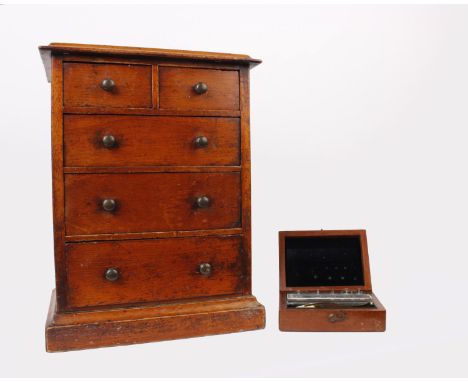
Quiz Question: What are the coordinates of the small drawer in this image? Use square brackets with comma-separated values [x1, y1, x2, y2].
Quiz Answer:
[64, 173, 241, 236]
[65, 236, 243, 309]
[159, 67, 239, 111]
[64, 115, 240, 167]
[63, 62, 152, 108]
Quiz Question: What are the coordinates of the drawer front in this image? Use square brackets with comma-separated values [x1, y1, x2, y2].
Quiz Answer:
[64, 115, 240, 167]
[279, 306, 386, 332]
[65, 236, 243, 309]
[65, 173, 241, 236]
[63, 63, 152, 108]
[159, 67, 239, 111]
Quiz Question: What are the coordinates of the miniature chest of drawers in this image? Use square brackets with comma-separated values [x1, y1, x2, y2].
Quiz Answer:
[40, 43, 265, 352]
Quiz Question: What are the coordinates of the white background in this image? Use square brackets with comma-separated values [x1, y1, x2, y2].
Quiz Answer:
[1, 4, 468, 377]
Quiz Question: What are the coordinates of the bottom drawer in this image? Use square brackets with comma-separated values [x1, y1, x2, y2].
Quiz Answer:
[65, 236, 243, 309]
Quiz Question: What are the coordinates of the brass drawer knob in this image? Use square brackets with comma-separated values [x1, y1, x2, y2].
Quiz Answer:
[101, 78, 116, 92]
[194, 136, 208, 148]
[195, 196, 211, 209]
[199, 263, 212, 276]
[105, 268, 119, 282]
[102, 135, 116, 148]
[102, 198, 116, 212]
[193, 82, 208, 94]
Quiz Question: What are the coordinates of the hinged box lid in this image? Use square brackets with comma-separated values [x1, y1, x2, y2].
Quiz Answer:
[279, 230, 372, 292]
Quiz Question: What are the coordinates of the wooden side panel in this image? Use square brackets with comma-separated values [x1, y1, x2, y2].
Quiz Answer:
[63, 62, 152, 108]
[50, 55, 67, 311]
[159, 67, 239, 111]
[65, 236, 243, 309]
[239, 67, 252, 295]
[64, 173, 241, 236]
[64, 115, 240, 167]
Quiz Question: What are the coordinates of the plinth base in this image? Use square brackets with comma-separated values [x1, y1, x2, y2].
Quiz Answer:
[46, 290, 265, 352]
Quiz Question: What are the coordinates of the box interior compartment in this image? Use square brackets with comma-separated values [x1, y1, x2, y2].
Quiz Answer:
[285, 236, 365, 287]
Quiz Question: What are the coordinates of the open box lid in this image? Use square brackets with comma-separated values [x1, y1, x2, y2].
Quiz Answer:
[279, 230, 372, 292]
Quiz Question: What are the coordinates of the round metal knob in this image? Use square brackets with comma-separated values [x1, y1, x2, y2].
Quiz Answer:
[102, 199, 116, 212]
[105, 268, 119, 282]
[193, 82, 208, 94]
[199, 263, 212, 276]
[194, 136, 208, 148]
[196, 196, 211, 209]
[101, 78, 115, 91]
[102, 135, 116, 148]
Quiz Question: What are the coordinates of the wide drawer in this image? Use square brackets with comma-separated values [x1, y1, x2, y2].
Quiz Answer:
[159, 66, 239, 111]
[63, 62, 152, 108]
[64, 115, 240, 167]
[64, 173, 241, 236]
[65, 236, 243, 309]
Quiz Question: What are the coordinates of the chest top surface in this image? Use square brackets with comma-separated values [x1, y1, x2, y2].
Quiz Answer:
[39, 42, 261, 82]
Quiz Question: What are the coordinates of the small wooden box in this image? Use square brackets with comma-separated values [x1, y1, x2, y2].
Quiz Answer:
[279, 230, 386, 332]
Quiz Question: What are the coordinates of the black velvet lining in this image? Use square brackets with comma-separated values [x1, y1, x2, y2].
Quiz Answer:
[285, 236, 364, 287]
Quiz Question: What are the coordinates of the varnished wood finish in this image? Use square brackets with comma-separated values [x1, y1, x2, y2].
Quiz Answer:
[64, 115, 240, 167]
[64, 62, 152, 108]
[65, 173, 241, 235]
[159, 67, 240, 111]
[278, 230, 386, 332]
[63, 106, 241, 117]
[279, 292, 386, 332]
[41, 43, 264, 351]
[64, 166, 241, 174]
[65, 227, 243, 243]
[65, 236, 243, 309]
[63, 62, 152, 108]
[239, 67, 252, 294]
[46, 291, 265, 352]
[51, 55, 67, 309]
[40, 42, 261, 82]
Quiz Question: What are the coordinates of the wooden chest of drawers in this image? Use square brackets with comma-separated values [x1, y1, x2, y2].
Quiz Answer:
[40, 43, 265, 351]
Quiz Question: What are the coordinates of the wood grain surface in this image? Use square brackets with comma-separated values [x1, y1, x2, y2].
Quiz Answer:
[64, 172, 241, 235]
[159, 66, 239, 111]
[64, 115, 240, 167]
[43, 44, 265, 350]
[40, 43, 261, 84]
[279, 292, 386, 332]
[278, 230, 386, 332]
[46, 291, 265, 352]
[65, 235, 243, 309]
[64, 62, 152, 108]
